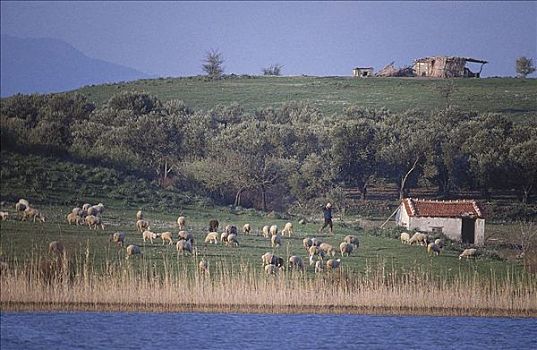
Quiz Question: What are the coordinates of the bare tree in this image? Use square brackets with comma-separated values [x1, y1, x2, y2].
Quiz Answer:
[202, 49, 224, 80]
[262, 64, 283, 76]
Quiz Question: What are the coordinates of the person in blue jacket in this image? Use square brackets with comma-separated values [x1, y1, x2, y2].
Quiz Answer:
[319, 202, 333, 235]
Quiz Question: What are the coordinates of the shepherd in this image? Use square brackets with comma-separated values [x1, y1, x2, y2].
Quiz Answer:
[319, 202, 333, 235]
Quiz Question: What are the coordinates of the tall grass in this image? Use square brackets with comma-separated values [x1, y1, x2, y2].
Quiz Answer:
[1, 249, 535, 317]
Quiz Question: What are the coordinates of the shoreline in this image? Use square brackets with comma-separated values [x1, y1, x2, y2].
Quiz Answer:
[2, 302, 536, 318]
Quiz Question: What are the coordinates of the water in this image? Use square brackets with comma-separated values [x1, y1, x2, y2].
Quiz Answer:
[1, 312, 536, 349]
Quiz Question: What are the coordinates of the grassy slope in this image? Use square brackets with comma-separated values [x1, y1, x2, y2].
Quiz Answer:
[76, 76, 537, 120]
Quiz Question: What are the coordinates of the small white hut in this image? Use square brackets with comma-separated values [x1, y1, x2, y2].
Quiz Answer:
[395, 198, 485, 246]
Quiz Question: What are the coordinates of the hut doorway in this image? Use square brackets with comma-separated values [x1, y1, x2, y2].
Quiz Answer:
[461, 217, 476, 244]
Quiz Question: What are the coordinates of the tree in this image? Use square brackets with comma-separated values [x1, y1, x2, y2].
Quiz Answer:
[516, 56, 536, 78]
[262, 64, 283, 76]
[202, 49, 224, 80]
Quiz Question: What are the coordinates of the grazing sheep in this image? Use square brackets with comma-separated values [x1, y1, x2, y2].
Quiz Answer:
[142, 230, 158, 244]
[434, 238, 445, 249]
[289, 256, 304, 271]
[243, 223, 251, 235]
[82, 203, 92, 212]
[344, 235, 360, 248]
[85, 215, 104, 230]
[308, 246, 326, 265]
[136, 219, 150, 233]
[0, 211, 9, 221]
[311, 238, 322, 247]
[459, 248, 477, 260]
[319, 243, 336, 257]
[199, 260, 209, 274]
[409, 232, 428, 246]
[72, 207, 82, 216]
[226, 233, 240, 247]
[125, 244, 142, 260]
[110, 232, 126, 247]
[177, 216, 186, 230]
[400, 232, 411, 244]
[339, 242, 354, 257]
[326, 258, 341, 270]
[136, 210, 144, 220]
[261, 252, 274, 266]
[303, 237, 313, 251]
[262, 225, 270, 238]
[48, 241, 65, 256]
[178, 230, 195, 244]
[88, 203, 104, 216]
[159, 232, 174, 246]
[314, 260, 323, 274]
[269, 225, 278, 236]
[176, 239, 192, 256]
[66, 212, 82, 225]
[209, 219, 219, 232]
[204, 232, 219, 245]
[281, 222, 293, 237]
[225, 225, 238, 235]
[22, 208, 46, 223]
[271, 234, 282, 248]
[220, 231, 229, 244]
[265, 264, 279, 275]
[427, 242, 441, 256]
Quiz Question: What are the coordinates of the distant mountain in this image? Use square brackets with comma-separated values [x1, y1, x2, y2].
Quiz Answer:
[0, 35, 150, 97]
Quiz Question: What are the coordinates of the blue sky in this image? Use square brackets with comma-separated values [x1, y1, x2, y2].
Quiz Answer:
[1, 1, 536, 77]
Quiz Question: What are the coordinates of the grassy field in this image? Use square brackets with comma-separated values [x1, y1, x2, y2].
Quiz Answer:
[75, 76, 537, 121]
[1, 200, 536, 316]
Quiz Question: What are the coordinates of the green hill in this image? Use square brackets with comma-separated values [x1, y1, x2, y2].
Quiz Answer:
[76, 76, 537, 120]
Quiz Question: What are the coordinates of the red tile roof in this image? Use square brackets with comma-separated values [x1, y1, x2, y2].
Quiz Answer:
[402, 198, 484, 218]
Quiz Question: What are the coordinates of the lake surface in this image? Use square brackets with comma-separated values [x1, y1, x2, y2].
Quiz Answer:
[1, 312, 536, 349]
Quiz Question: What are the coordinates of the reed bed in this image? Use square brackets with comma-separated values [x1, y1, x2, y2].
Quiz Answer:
[1, 251, 536, 317]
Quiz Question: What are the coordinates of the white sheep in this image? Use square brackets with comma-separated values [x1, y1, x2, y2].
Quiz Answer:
[281, 222, 293, 237]
[339, 242, 354, 257]
[136, 210, 144, 220]
[85, 215, 104, 230]
[225, 225, 238, 235]
[308, 245, 325, 265]
[22, 207, 46, 223]
[264, 264, 279, 275]
[88, 203, 104, 216]
[409, 232, 428, 246]
[319, 242, 336, 257]
[311, 237, 322, 247]
[427, 242, 441, 256]
[288, 255, 304, 271]
[434, 238, 445, 249]
[176, 239, 193, 256]
[110, 232, 126, 247]
[136, 219, 150, 233]
[262, 225, 270, 238]
[271, 234, 282, 248]
[344, 235, 360, 248]
[269, 225, 278, 236]
[178, 231, 195, 244]
[72, 207, 82, 216]
[66, 212, 82, 225]
[261, 252, 274, 266]
[177, 216, 186, 230]
[303, 237, 313, 251]
[326, 258, 341, 270]
[226, 233, 239, 247]
[82, 203, 92, 212]
[204, 232, 219, 245]
[243, 223, 251, 235]
[400, 232, 411, 244]
[0, 211, 9, 221]
[314, 260, 323, 274]
[199, 260, 209, 274]
[125, 244, 142, 260]
[159, 231, 174, 245]
[459, 248, 477, 260]
[220, 231, 229, 244]
[142, 230, 158, 244]
[48, 241, 65, 256]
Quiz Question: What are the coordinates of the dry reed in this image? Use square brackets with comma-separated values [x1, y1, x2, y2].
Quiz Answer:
[1, 251, 536, 317]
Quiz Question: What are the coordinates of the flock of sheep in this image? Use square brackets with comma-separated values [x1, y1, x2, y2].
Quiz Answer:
[1, 199, 479, 277]
[399, 231, 478, 260]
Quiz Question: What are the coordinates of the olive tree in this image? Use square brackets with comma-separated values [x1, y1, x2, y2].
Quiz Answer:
[516, 56, 536, 78]
[202, 49, 224, 80]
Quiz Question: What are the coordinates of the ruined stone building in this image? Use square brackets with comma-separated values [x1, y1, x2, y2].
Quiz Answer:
[413, 56, 488, 78]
